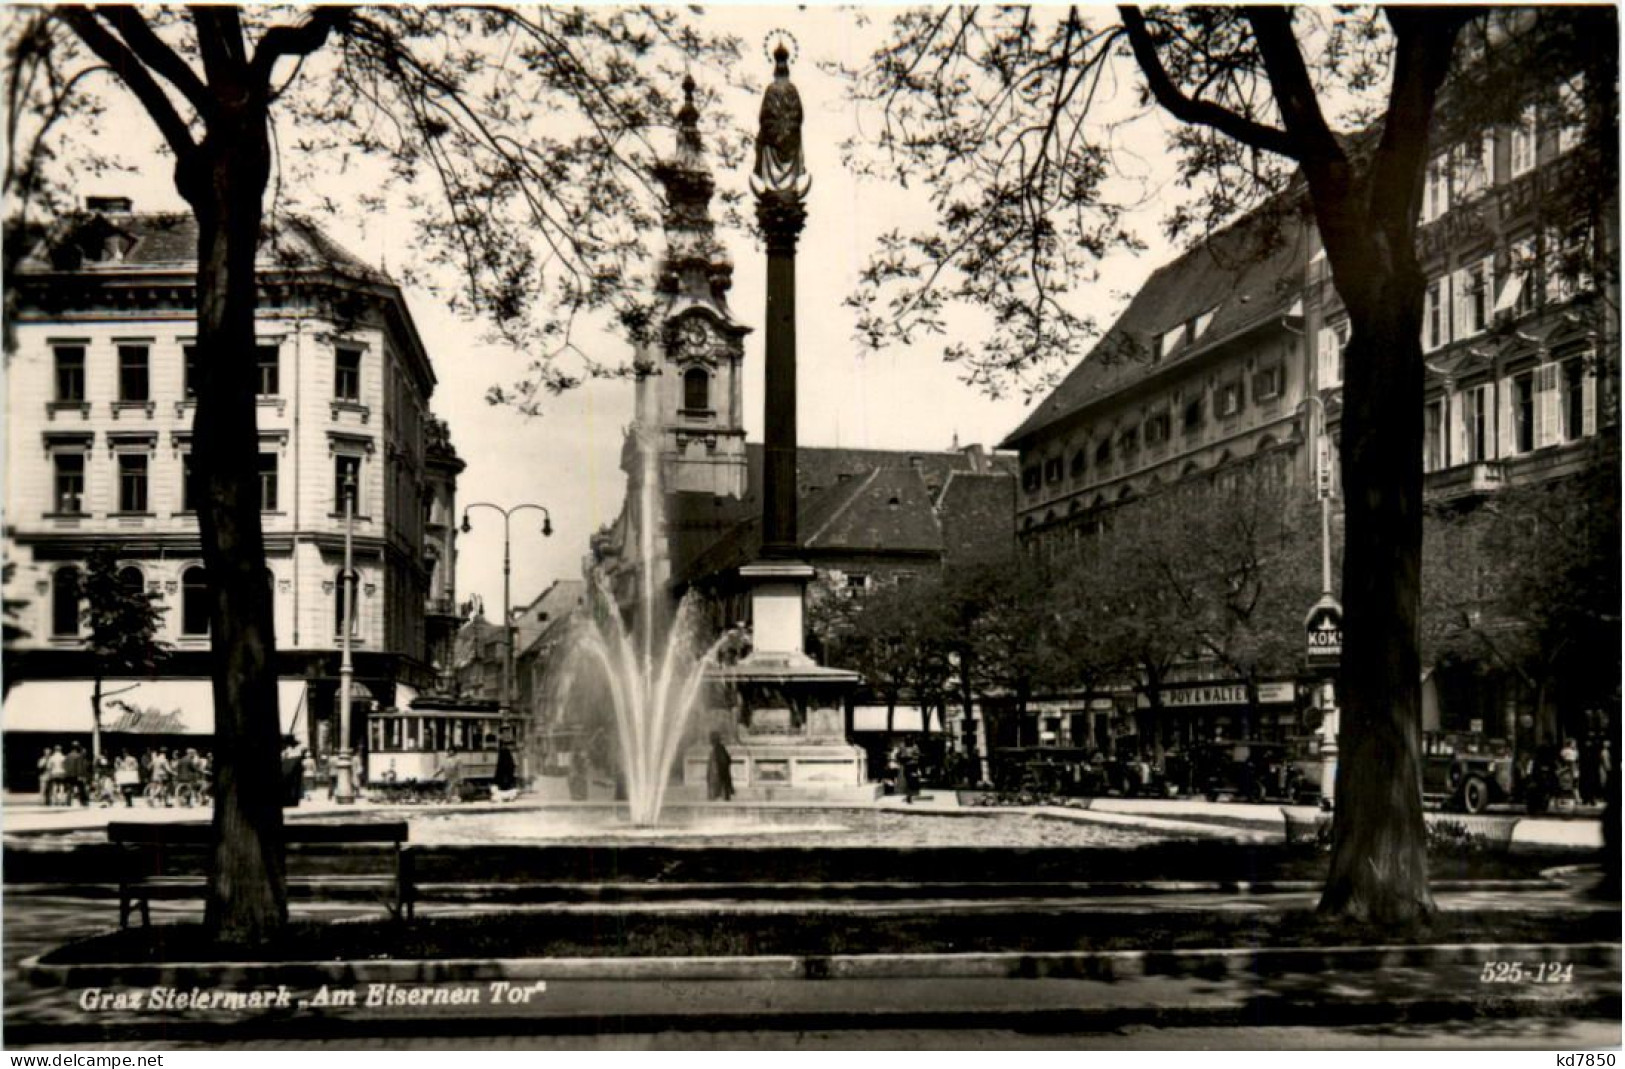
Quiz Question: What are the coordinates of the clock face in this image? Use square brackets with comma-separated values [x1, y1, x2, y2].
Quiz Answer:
[677, 318, 712, 358]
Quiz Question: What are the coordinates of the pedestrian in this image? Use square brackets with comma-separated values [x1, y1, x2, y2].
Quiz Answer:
[898, 740, 919, 804]
[63, 743, 89, 806]
[1599, 741, 1612, 799]
[1560, 737, 1582, 803]
[439, 747, 463, 803]
[494, 741, 517, 792]
[280, 737, 305, 807]
[114, 751, 139, 807]
[36, 748, 52, 804]
[706, 731, 735, 802]
[45, 746, 67, 805]
[149, 748, 172, 805]
[567, 746, 590, 801]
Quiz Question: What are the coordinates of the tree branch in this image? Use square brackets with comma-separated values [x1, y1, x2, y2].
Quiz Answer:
[1243, 6, 1343, 165]
[58, 8, 195, 157]
[99, 6, 212, 117]
[1119, 5, 1299, 161]
[249, 8, 347, 85]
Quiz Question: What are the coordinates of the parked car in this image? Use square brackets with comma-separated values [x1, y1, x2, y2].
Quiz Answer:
[1421, 732, 1515, 814]
[1194, 740, 1303, 803]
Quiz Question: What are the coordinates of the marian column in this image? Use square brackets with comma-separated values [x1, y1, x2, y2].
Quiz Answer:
[752, 41, 811, 558]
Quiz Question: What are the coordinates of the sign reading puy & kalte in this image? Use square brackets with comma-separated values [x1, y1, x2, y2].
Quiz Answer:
[1304, 595, 1343, 670]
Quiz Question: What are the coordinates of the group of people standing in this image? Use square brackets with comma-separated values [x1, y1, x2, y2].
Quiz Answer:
[37, 744, 210, 806]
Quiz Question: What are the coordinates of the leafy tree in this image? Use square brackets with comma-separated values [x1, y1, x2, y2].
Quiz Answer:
[79, 548, 169, 765]
[4, 5, 739, 944]
[817, 574, 952, 736]
[2, 562, 29, 649]
[840, 5, 1616, 924]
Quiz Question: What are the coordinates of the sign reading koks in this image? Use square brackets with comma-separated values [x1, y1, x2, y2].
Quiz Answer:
[1304, 595, 1343, 670]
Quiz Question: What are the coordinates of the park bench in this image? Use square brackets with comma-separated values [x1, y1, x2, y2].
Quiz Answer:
[107, 820, 414, 928]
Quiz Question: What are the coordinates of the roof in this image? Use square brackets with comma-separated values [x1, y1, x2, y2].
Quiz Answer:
[1001, 203, 1312, 449]
[674, 443, 1016, 585]
[16, 209, 388, 282]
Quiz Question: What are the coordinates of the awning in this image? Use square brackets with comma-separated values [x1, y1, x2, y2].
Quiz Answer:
[853, 705, 928, 732]
[4, 679, 307, 736]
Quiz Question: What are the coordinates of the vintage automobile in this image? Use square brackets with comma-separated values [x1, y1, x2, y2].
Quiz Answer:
[1421, 732, 1515, 814]
[1194, 739, 1297, 803]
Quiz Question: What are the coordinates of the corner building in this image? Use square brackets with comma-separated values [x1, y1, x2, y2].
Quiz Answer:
[3, 199, 459, 787]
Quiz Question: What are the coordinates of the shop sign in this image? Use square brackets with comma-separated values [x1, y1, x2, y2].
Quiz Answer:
[1305, 596, 1343, 669]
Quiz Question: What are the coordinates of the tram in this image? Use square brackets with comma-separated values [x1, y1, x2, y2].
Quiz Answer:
[365, 703, 511, 786]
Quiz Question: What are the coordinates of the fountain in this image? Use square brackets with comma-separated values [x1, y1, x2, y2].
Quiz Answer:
[559, 431, 734, 826]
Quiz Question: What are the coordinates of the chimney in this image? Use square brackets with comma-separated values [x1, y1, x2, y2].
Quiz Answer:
[86, 195, 133, 214]
[960, 442, 987, 473]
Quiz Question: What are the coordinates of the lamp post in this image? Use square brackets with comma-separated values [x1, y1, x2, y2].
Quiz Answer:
[460, 503, 552, 747]
[334, 468, 359, 804]
[1299, 394, 1339, 808]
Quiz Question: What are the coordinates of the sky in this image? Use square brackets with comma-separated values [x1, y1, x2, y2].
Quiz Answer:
[24, 5, 1187, 620]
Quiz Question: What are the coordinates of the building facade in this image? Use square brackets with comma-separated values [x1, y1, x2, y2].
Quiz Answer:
[1003, 25, 1617, 756]
[2, 200, 459, 785]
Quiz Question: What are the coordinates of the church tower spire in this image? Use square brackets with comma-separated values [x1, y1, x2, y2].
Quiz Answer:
[633, 73, 750, 501]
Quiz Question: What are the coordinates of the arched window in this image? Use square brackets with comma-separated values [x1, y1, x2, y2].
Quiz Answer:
[334, 568, 358, 638]
[51, 566, 81, 637]
[683, 368, 710, 411]
[1257, 435, 1277, 454]
[117, 565, 144, 596]
[181, 566, 209, 636]
[1070, 450, 1087, 478]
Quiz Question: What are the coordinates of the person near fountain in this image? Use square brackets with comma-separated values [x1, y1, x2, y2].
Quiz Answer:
[494, 741, 516, 792]
[568, 746, 590, 801]
[707, 731, 735, 802]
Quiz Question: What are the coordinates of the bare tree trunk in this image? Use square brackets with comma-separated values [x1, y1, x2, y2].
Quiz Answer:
[179, 108, 287, 946]
[91, 673, 103, 767]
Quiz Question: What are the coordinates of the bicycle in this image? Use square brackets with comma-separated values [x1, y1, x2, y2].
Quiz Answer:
[93, 775, 120, 808]
[174, 780, 210, 808]
[143, 779, 172, 807]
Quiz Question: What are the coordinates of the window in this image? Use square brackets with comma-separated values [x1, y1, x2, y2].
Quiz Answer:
[1561, 357, 1587, 441]
[334, 567, 359, 637]
[53, 453, 85, 514]
[1555, 74, 1586, 154]
[1143, 409, 1170, 445]
[1424, 400, 1444, 472]
[117, 453, 149, 513]
[255, 345, 280, 398]
[182, 566, 209, 636]
[683, 367, 710, 411]
[1422, 154, 1450, 222]
[1513, 371, 1535, 454]
[1253, 364, 1283, 402]
[118, 566, 145, 596]
[1454, 257, 1493, 338]
[1453, 134, 1494, 200]
[181, 454, 197, 513]
[54, 346, 85, 402]
[51, 567, 81, 637]
[118, 345, 149, 402]
[1094, 438, 1112, 466]
[1182, 395, 1204, 432]
[257, 452, 279, 512]
[1544, 223, 1594, 304]
[1070, 450, 1086, 478]
[334, 348, 362, 402]
[1424, 279, 1448, 351]
[1217, 379, 1243, 418]
[1509, 103, 1537, 177]
[183, 345, 199, 399]
[1022, 466, 1041, 492]
[1157, 324, 1184, 360]
[1118, 426, 1139, 456]
[334, 455, 362, 513]
[1495, 238, 1537, 320]
[1463, 386, 1489, 463]
[1043, 457, 1063, 483]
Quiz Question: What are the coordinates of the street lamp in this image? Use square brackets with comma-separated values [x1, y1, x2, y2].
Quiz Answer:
[1298, 394, 1339, 808]
[460, 502, 552, 752]
[334, 468, 359, 804]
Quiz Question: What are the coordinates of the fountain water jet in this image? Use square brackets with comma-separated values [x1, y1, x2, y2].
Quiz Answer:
[563, 431, 734, 826]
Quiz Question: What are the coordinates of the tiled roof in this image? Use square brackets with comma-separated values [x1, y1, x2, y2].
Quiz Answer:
[936, 472, 1017, 565]
[672, 443, 1016, 586]
[1001, 204, 1312, 448]
[18, 210, 387, 282]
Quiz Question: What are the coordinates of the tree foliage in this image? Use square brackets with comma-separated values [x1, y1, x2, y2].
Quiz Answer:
[79, 547, 169, 763]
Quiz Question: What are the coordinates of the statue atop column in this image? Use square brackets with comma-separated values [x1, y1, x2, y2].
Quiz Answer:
[752, 41, 810, 249]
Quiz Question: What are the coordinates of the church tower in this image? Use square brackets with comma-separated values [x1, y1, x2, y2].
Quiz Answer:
[633, 75, 750, 501]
